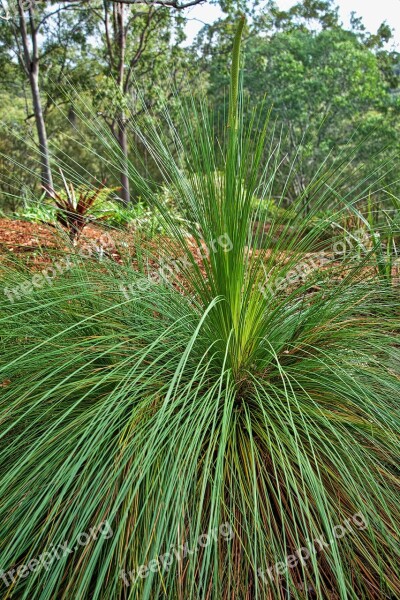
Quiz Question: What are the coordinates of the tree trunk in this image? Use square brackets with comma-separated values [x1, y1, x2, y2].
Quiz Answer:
[30, 66, 53, 192]
[118, 113, 130, 204]
[115, 3, 130, 203]
[17, 4, 53, 192]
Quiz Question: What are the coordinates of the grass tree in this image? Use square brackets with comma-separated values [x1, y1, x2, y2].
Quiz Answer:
[0, 17, 399, 600]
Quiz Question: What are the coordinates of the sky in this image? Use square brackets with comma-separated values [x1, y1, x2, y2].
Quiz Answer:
[183, 0, 400, 48]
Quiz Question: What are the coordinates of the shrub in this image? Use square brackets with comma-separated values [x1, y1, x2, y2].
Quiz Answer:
[14, 191, 56, 224]
[0, 17, 399, 600]
[45, 172, 116, 242]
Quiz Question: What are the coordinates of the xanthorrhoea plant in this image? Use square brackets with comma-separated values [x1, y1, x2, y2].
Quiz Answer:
[0, 17, 400, 600]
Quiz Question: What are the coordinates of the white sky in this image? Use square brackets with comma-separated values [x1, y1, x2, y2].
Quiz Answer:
[183, 0, 400, 48]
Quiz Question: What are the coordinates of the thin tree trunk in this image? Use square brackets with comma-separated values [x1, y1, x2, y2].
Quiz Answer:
[118, 113, 130, 204]
[115, 2, 130, 203]
[30, 66, 53, 191]
[17, 4, 53, 192]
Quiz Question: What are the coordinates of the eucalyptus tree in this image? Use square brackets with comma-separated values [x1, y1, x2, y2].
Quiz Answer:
[198, 0, 400, 204]
[0, 0, 95, 192]
[84, 0, 207, 203]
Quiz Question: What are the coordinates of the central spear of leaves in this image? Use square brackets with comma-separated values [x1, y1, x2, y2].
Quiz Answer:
[228, 15, 245, 132]
[222, 15, 264, 377]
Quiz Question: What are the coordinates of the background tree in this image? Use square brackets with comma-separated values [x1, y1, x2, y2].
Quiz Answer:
[0, 0, 399, 210]
[73, 0, 207, 203]
[93, 1, 185, 203]
[0, 0, 95, 192]
[197, 0, 400, 203]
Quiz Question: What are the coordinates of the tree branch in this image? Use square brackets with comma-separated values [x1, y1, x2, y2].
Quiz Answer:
[103, 0, 114, 70]
[57, 0, 206, 8]
[28, 6, 39, 63]
[16, 2, 32, 73]
[123, 6, 159, 92]
[118, 0, 206, 6]
[36, 4, 84, 30]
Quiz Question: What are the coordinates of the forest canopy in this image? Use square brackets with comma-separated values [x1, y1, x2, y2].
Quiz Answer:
[0, 0, 399, 210]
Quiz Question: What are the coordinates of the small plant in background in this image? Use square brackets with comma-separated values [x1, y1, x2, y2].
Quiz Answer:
[328, 191, 400, 287]
[251, 196, 297, 224]
[367, 192, 400, 283]
[45, 171, 113, 243]
[339, 193, 400, 282]
[14, 190, 56, 224]
[95, 199, 166, 237]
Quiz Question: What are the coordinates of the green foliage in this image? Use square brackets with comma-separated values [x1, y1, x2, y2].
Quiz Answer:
[359, 192, 400, 283]
[251, 197, 297, 223]
[95, 198, 166, 237]
[0, 17, 400, 600]
[201, 10, 400, 203]
[14, 191, 56, 224]
[0, 87, 38, 213]
[1, 0, 399, 213]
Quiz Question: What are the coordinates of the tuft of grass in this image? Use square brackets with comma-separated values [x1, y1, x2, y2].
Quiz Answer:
[0, 17, 399, 600]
